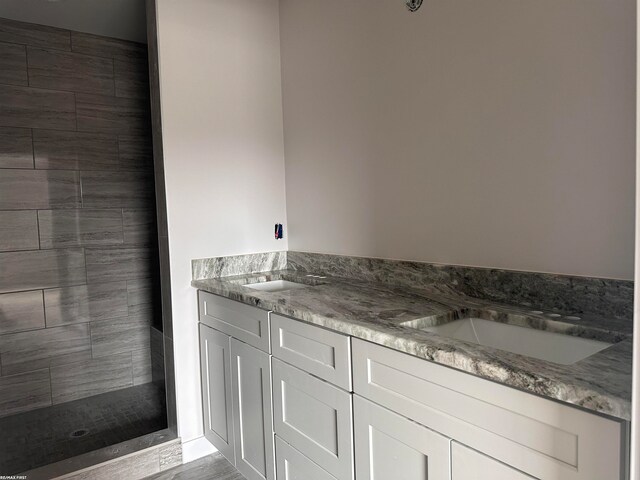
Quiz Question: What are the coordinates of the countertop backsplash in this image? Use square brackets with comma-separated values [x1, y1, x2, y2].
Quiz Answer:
[193, 250, 633, 323]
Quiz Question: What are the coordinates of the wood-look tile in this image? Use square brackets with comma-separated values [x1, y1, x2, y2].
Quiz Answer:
[0, 248, 86, 294]
[127, 278, 157, 316]
[158, 440, 182, 471]
[150, 326, 164, 353]
[118, 135, 153, 171]
[0, 84, 75, 130]
[0, 127, 33, 168]
[163, 335, 177, 430]
[0, 290, 45, 335]
[150, 326, 164, 382]
[155, 170, 169, 237]
[27, 47, 115, 95]
[85, 247, 157, 284]
[50, 351, 133, 404]
[158, 237, 173, 338]
[123, 209, 157, 245]
[76, 93, 150, 135]
[71, 31, 146, 59]
[0, 169, 80, 209]
[114, 56, 149, 99]
[132, 348, 152, 385]
[0, 17, 71, 51]
[0, 42, 27, 86]
[0, 369, 51, 417]
[24, 430, 179, 480]
[44, 282, 128, 327]
[63, 444, 160, 480]
[33, 129, 119, 170]
[81, 171, 155, 209]
[91, 315, 151, 358]
[0, 210, 39, 252]
[147, 453, 242, 480]
[0, 323, 91, 375]
[38, 209, 124, 248]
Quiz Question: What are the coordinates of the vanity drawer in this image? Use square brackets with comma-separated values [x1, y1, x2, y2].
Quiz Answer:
[275, 436, 338, 480]
[271, 314, 351, 390]
[272, 358, 354, 480]
[198, 290, 270, 353]
[352, 338, 626, 480]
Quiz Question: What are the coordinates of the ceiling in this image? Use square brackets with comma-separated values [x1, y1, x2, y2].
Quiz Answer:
[0, 0, 147, 44]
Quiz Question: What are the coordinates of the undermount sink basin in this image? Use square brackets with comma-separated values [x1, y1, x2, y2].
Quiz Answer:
[243, 280, 309, 293]
[408, 317, 613, 365]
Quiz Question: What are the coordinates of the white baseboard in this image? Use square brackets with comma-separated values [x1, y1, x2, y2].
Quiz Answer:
[181, 436, 217, 464]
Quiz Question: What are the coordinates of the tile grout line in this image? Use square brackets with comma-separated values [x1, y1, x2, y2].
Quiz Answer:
[40, 289, 47, 328]
[30, 127, 35, 169]
[47, 365, 53, 407]
[24, 44, 30, 89]
[111, 55, 116, 98]
[35, 208, 41, 250]
[73, 92, 78, 132]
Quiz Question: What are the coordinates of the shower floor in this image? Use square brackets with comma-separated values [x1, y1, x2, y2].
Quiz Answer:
[0, 382, 167, 475]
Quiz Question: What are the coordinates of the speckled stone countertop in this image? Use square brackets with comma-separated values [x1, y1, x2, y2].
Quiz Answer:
[192, 269, 632, 421]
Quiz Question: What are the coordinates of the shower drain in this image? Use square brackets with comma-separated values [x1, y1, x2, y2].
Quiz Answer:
[69, 428, 90, 438]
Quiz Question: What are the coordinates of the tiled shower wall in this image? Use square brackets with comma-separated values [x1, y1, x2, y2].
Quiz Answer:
[0, 18, 162, 417]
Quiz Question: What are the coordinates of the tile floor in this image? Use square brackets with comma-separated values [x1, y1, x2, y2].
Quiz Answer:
[146, 453, 245, 480]
[0, 382, 167, 475]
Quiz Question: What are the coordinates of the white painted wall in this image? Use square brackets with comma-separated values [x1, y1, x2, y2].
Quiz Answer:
[153, 0, 634, 455]
[155, 0, 287, 444]
[280, 0, 636, 280]
[0, 0, 148, 43]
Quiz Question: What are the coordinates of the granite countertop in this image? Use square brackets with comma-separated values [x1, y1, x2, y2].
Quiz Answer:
[192, 269, 633, 421]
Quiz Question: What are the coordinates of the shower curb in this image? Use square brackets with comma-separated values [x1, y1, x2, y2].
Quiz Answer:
[22, 429, 181, 480]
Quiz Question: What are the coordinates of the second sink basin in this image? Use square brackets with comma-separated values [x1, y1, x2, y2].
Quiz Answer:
[405, 317, 613, 365]
[243, 279, 310, 293]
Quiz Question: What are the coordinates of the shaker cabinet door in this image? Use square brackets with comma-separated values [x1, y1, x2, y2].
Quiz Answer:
[231, 338, 275, 480]
[353, 395, 450, 480]
[199, 324, 235, 464]
[451, 442, 537, 480]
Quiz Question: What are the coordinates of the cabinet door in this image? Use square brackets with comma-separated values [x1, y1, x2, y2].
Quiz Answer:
[354, 395, 450, 480]
[452, 442, 537, 480]
[231, 338, 275, 480]
[199, 324, 235, 464]
[275, 436, 338, 480]
[272, 359, 353, 480]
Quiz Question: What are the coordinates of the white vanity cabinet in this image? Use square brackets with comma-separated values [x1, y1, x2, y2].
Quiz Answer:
[198, 291, 629, 480]
[352, 338, 628, 480]
[198, 291, 275, 480]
